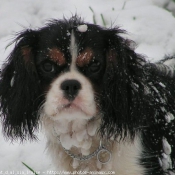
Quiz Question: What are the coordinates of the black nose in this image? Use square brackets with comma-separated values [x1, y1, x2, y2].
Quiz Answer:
[60, 80, 81, 100]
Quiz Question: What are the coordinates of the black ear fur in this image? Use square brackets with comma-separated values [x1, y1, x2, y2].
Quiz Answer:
[100, 28, 175, 142]
[0, 30, 42, 141]
[100, 29, 147, 140]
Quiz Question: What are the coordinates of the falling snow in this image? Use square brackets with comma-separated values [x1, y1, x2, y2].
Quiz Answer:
[0, 0, 175, 172]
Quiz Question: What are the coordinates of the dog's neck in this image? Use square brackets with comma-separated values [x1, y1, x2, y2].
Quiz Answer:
[43, 114, 113, 171]
[43, 114, 145, 174]
[53, 116, 100, 152]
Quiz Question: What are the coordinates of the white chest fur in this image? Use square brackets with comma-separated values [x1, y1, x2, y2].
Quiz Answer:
[42, 116, 145, 175]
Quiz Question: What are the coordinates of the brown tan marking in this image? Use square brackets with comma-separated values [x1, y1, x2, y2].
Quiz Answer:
[21, 46, 36, 71]
[76, 48, 94, 67]
[107, 49, 117, 63]
[21, 46, 32, 63]
[49, 48, 66, 66]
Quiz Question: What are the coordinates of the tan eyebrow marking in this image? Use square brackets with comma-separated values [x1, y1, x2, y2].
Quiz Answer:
[76, 48, 94, 67]
[21, 46, 33, 63]
[49, 48, 66, 66]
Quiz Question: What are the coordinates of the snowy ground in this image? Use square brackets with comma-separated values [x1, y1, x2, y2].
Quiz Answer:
[0, 0, 175, 174]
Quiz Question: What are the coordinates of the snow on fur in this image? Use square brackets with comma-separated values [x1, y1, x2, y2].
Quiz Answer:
[0, 0, 175, 171]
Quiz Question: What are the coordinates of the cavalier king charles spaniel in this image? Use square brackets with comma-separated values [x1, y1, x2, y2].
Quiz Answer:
[0, 16, 175, 175]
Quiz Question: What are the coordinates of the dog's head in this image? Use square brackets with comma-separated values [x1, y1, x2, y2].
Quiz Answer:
[1, 16, 173, 141]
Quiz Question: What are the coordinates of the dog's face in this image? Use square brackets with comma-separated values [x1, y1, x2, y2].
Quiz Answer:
[0, 17, 151, 141]
[37, 26, 106, 121]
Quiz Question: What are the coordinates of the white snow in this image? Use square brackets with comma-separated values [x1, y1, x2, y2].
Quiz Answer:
[162, 137, 172, 155]
[72, 159, 79, 169]
[161, 152, 173, 171]
[161, 154, 172, 171]
[158, 157, 163, 167]
[10, 76, 15, 87]
[1, 0, 175, 173]
[53, 118, 95, 155]
[60, 133, 74, 150]
[165, 112, 175, 123]
[77, 24, 88, 32]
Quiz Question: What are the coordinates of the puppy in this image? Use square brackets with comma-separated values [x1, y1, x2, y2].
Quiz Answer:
[0, 16, 175, 175]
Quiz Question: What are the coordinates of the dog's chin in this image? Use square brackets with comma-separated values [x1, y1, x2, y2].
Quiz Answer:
[61, 103, 84, 113]
[49, 103, 96, 122]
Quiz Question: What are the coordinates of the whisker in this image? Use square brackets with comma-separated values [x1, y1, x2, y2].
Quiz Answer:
[37, 101, 46, 118]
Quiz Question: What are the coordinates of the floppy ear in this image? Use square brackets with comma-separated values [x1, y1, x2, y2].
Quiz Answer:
[100, 29, 147, 140]
[100, 28, 175, 141]
[0, 30, 41, 141]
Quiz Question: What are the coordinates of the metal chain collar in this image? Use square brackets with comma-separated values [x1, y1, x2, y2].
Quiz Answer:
[53, 126, 112, 164]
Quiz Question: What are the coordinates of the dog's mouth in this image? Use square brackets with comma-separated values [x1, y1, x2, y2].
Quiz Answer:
[64, 103, 75, 108]
[58, 101, 95, 117]
[62, 101, 79, 109]
[44, 95, 97, 119]
[61, 102, 86, 114]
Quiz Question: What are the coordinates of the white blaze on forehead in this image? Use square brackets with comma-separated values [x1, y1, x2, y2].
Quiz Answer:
[70, 30, 78, 70]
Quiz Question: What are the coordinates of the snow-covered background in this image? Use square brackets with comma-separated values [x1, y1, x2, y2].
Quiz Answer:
[1, 0, 175, 173]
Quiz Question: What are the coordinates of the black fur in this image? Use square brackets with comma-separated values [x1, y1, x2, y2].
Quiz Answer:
[0, 16, 175, 174]
[0, 30, 43, 141]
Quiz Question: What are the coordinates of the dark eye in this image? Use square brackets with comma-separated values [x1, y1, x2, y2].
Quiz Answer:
[42, 61, 55, 73]
[89, 61, 101, 73]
